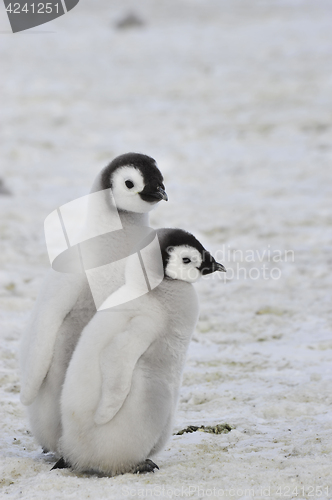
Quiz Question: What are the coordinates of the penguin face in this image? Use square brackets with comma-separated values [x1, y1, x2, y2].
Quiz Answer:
[101, 153, 168, 213]
[110, 166, 154, 213]
[158, 228, 226, 283]
[165, 245, 203, 283]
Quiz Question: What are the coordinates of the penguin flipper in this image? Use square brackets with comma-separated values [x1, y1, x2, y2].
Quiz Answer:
[94, 315, 160, 426]
[20, 270, 86, 406]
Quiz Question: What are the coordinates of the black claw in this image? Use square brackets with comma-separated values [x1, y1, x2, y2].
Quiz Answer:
[51, 457, 70, 471]
[42, 447, 49, 454]
[146, 458, 159, 470]
[134, 458, 159, 474]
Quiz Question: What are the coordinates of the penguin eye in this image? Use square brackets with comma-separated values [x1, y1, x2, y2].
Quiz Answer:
[182, 257, 191, 264]
[125, 180, 134, 189]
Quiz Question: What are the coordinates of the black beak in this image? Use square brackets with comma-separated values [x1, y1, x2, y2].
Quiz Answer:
[212, 261, 226, 273]
[139, 185, 168, 203]
[200, 258, 226, 275]
[154, 186, 168, 201]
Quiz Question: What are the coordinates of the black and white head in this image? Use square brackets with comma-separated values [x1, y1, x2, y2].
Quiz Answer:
[157, 228, 226, 283]
[101, 153, 168, 213]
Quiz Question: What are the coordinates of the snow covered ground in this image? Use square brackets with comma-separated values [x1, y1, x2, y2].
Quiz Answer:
[1, 0, 332, 498]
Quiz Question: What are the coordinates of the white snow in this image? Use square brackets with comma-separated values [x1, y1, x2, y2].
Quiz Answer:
[1, 0, 332, 498]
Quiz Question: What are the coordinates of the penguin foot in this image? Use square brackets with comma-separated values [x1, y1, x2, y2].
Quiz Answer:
[42, 447, 50, 454]
[51, 457, 71, 471]
[133, 459, 159, 474]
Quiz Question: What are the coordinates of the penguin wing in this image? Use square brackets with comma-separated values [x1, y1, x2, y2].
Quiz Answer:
[20, 270, 86, 406]
[94, 313, 160, 426]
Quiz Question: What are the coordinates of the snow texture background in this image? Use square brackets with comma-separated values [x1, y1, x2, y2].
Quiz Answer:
[0, 0, 332, 498]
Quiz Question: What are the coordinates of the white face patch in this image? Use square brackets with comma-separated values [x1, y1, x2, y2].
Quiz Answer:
[165, 245, 203, 283]
[110, 166, 156, 213]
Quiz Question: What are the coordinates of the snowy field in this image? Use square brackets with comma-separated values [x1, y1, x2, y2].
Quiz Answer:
[1, 0, 332, 498]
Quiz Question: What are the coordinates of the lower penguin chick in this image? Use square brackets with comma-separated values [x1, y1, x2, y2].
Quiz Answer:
[58, 228, 225, 475]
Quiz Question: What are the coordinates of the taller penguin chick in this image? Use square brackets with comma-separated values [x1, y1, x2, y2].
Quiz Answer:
[19, 153, 167, 455]
[58, 228, 225, 475]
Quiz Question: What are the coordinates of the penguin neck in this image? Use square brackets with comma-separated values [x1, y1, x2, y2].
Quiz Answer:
[118, 210, 149, 228]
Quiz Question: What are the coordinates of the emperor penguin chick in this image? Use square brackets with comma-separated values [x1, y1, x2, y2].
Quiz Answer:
[58, 228, 225, 475]
[19, 153, 167, 455]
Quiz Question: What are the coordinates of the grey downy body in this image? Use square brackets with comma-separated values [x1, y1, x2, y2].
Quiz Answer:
[19, 153, 167, 454]
[58, 228, 225, 475]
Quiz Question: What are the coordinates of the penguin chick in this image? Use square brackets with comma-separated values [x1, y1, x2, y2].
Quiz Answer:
[58, 228, 225, 475]
[19, 153, 167, 455]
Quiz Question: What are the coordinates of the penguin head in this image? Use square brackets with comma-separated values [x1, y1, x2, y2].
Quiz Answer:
[101, 153, 168, 213]
[157, 228, 226, 283]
